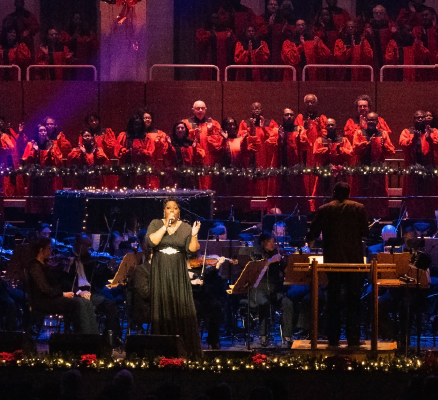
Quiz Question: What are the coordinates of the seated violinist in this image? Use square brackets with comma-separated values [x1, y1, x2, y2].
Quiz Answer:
[67, 130, 109, 189]
[61, 233, 122, 345]
[188, 255, 228, 349]
[27, 237, 98, 334]
[251, 233, 293, 347]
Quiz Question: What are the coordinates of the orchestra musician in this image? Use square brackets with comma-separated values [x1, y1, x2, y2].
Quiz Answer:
[27, 236, 98, 334]
[251, 232, 293, 347]
[60, 233, 122, 345]
[188, 255, 229, 349]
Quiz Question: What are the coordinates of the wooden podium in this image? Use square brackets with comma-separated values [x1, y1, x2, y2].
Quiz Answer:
[291, 258, 396, 357]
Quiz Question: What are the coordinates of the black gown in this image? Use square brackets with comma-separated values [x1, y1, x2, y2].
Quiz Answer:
[146, 219, 202, 357]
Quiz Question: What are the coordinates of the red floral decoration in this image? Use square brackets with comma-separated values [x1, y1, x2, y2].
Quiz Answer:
[252, 354, 268, 365]
[0, 352, 15, 362]
[158, 358, 186, 369]
[80, 354, 97, 365]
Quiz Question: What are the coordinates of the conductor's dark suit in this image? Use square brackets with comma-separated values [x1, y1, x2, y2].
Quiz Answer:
[306, 198, 368, 346]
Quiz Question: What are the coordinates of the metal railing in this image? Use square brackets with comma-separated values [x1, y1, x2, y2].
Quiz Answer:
[149, 64, 220, 81]
[0, 65, 21, 81]
[302, 64, 374, 81]
[380, 64, 437, 81]
[26, 65, 98, 81]
[224, 64, 296, 81]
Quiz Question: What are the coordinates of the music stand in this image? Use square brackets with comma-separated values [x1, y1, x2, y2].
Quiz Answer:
[227, 260, 268, 350]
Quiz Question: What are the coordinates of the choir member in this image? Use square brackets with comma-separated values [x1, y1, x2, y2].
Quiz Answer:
[344, 95, 391, 147]
[0, 24, 31, 81]
[182, 100, 223, 190]
[311, 118, 353, 211]
[22, 124, 63, 213]
[170, 121, 204, 189]
[425, 110, 438, 128]
[37, 27, 72, 81]
[195, 13, 235, 81]
[277, 108, 310, 214]
[281, 20, 331, 81]
[217, 0, 257, 41]
[385, 24, 430, 82]
[325, 0, 351, 32]
[294, 94, 327, 195]
[256, 0, 296, 81]
[234, 25, 270, 81]
[2, 0, 39, 62]
[83, 112, 119, 189]
[399, 110, 438, 218]
[43, 116, 72, 158]
[237, 102, 278, 197]
[363, 5, 396, 77]
[334, 21, 373, 81]
[140, 109, 173, 189]
[413, 7, 438, 79]
[313, 7, 339, 53]
[0, 116, 25, 196]
[60, 14, 99, 80]
[352, 112, 395, 218]
[396, 0, 430, 28]
[117, 114, 150, 188]
[67, 130, 109, 189]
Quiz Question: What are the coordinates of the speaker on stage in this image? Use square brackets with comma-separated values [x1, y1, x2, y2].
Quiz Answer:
[49, 333, 112, 357]
[125, 335, 187, 358]
[0, 332, 35, 354]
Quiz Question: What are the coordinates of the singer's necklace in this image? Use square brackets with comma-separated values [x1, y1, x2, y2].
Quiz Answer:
[166, 220, 181, 235]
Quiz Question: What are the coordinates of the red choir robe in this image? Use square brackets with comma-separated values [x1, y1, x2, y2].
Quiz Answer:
[384, 39, 430, 82]
[22, 139, 63, 213]
[311, 135, 353, 211]
[281, 39, 331, 81]
[234, 40, 270, 81]
[312, 25, 339, 54]
[0, 129, 25, 196]
[169, 143, 205, 189]
[257, 15, 295, 81]
[294, 113, 328, 195]
[67, 146, 109, 189]
[364, 21, 394, 76]
[331, 8, 351, 31]
[36, 44, 70, 80]
[399, 127, 438, 218]
[117, 132, 151, 189]
[237, 118, 278, 196]
[352, 128, 395, 218]
[276, 125, 310, 214]
[59, 30, 99, 80]
[396, 8, 423, 28]
[333, 38, 373, 81]
[217, 6, 257, 41]
[344, 115, 391, 166]
[0, 43, 31, 81]
[2, 9, 39, 61]
[145, 129, 173, 189]
[195, 28, 235, 81]
[182, 116, 222, 189]
[78, 128, 119, 189]
[413, 25, 438, 79]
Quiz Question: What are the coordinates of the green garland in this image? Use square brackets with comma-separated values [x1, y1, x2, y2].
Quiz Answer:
[0, 353, 430, 373]
[3, 164, 438, 179]
[0, 351, 433, 373]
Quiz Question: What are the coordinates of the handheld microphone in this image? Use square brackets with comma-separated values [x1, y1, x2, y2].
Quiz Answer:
[168, 214, 175, 227]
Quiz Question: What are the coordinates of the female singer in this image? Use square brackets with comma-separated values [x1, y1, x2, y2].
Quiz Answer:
[146, 198, 202, 357]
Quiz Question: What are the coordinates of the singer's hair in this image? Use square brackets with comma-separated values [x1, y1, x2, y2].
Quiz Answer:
[163, 197, 179, 209]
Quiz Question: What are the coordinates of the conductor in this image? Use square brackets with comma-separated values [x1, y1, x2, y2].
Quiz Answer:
[306, 182, 368, 347]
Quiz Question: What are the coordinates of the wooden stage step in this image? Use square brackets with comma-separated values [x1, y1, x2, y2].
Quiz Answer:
[292, 340, 397, 361]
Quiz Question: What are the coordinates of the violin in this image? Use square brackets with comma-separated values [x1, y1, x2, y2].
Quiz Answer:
[189, 255, 238, 268]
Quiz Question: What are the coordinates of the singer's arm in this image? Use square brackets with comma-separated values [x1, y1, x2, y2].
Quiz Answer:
[147, 220, 168, 246]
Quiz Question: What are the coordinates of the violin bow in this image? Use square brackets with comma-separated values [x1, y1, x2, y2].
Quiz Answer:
[200, 229, 210, 280]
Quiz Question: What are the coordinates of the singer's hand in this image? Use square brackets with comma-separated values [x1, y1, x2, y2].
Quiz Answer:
[63, 292, 74, 298]
[192, 221, 201, 236]
[166, 213, 175, 228]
